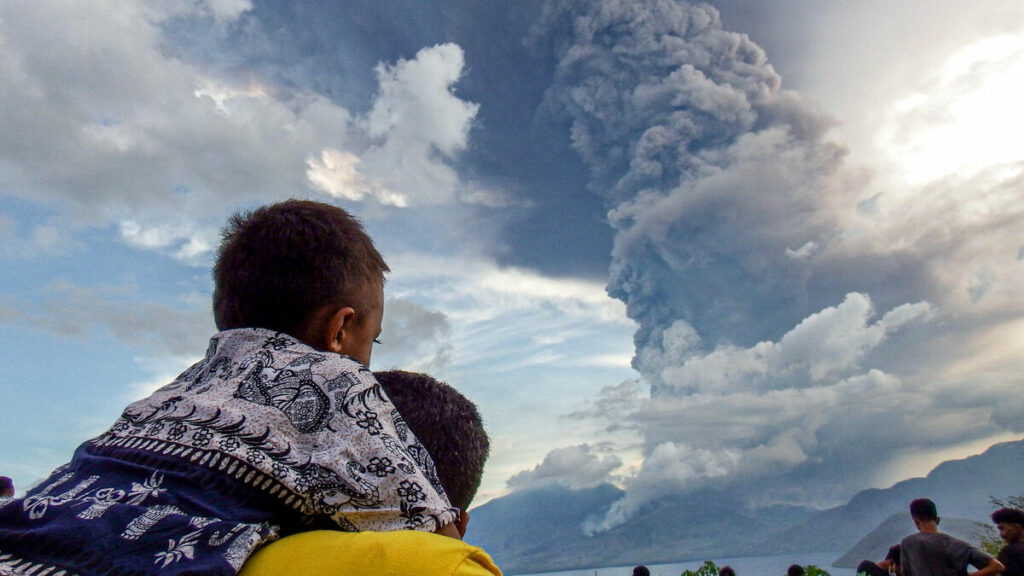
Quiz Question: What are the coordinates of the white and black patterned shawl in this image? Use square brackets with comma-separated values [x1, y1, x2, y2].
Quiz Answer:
[0, 328, 457, 575]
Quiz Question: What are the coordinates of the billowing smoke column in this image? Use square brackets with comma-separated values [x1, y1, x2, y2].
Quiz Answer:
[530, 0, 937, 530]
[531, 0, 848, 383]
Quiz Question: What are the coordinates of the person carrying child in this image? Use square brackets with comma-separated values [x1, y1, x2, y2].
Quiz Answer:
[0, 200, 458, 575]
[240, 370, 501, 575]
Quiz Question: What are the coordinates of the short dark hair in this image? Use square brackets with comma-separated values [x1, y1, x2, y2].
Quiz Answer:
[213, 199, 388, 337]
[787, 565, 805, 576]
[632, 567, 650, 576]
[885, 544, 901, 564]
[0, 476, 13, 497]
[719, 566, 736, 576]
[910, 498, 938, 520]
[374, 370, 489, 511]
[992, 507, 1024, 526]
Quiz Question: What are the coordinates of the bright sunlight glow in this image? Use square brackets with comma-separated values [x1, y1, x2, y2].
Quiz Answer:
[879, 34, 1024, 187]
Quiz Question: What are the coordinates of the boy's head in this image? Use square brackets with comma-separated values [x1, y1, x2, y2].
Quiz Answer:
[632, 566, 650, 576]
[787, 565, 805, 576]
[213, 200, 388, 364]
[718, 566, 735, 576]
[909, 498, 938, 521]
[992, 507, 1024, 544]
[374, 370, 489, 514]
[909, 498, 940, 532]
[0, 476, 13, 498]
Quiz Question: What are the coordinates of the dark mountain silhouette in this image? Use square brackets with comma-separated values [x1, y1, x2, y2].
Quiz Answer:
[754, 439, 1024, 555]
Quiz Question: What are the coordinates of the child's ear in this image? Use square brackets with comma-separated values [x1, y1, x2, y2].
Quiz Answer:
[323, 306, 357, 354]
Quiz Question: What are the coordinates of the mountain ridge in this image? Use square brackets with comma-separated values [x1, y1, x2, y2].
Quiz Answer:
[466, 438, 1024, 574]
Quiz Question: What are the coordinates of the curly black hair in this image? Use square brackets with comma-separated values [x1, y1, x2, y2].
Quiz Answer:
[375, 370, 489, 511]
[992, 507, 1024, 526]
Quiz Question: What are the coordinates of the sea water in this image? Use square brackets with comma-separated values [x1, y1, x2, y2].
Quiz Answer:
[515, 551, 857, 576]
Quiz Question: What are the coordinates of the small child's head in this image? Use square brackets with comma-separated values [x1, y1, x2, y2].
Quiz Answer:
[787, 565, 805, 576]
[0, 476, 13, 498]
[213, 200, 388, 363]
[879, 545, 901, 571]
[374, 370, 489, 513]
[885, 544, 901, 564]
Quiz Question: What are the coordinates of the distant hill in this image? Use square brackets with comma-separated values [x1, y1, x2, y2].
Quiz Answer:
[467, 438, 1024, 574]
[467, 484, 816, 574]
[466, 483, 623, 569]
[754, 439, 1024, 556]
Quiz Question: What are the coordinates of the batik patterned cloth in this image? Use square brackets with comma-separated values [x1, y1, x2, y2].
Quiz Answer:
[0, 328, 457, 575]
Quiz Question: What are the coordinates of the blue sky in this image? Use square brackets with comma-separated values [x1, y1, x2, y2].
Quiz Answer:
[2, 0, 1023, 531]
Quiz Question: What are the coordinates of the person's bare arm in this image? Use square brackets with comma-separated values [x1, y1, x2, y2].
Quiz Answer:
[971, 557, 1005, 576]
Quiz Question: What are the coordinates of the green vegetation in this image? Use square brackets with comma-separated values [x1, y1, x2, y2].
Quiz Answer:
[680, 560, 719, 576]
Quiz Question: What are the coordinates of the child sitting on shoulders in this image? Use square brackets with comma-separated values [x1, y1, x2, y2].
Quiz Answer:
[0, 200, 457, 575]
[241, 370, 501, 576]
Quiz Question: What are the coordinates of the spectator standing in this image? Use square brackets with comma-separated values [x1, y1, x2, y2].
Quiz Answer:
[900, 498, 1003, 576]
[239, 370, 500, 576]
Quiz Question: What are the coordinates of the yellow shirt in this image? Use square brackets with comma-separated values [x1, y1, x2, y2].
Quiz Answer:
[240, 530, 503, 576]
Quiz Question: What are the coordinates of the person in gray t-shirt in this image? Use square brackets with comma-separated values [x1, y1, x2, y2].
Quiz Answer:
[900, 498, 1003, 576]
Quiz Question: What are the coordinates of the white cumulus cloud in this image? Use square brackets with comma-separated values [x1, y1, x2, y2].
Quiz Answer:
[508, 444, 623, 491]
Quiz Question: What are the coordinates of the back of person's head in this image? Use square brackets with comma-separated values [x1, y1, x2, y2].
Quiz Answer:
[632, 566, 650, 576]
[213, 199, 388, 338]
[909, 498, 938, 521]
[787, 565, 804, 576]
[719, 566, 736, 576]
[992, 507, 1024, 526]
[885, 544, 901, 564]
[0, 476, 13, 497]
[374, 370, 489, 511]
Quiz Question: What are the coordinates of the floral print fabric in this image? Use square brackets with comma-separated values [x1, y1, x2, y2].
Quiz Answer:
[0, 328, 456, 575]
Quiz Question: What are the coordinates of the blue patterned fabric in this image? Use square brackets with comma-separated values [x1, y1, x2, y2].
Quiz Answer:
[0, 328, 457, 575]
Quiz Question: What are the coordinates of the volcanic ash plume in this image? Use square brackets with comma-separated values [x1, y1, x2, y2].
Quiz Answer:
[531, 0, 940, 530]
[531, 0, 850, 369]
